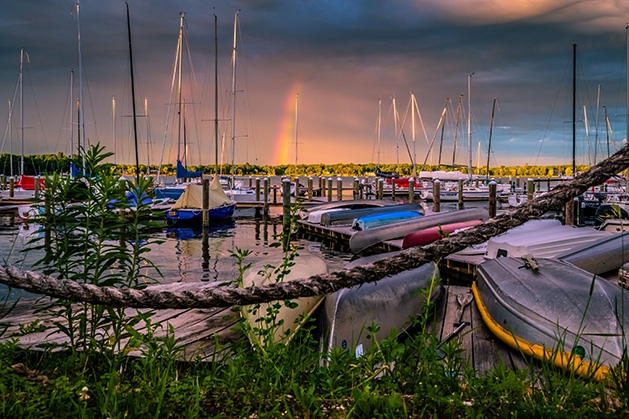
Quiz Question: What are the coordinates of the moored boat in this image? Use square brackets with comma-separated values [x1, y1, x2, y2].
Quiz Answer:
[165, 176, 235, 225]
[473, 256, 629, 380]
[320, 252, 443, 358]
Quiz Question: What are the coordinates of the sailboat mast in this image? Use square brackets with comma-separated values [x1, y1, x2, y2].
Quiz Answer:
[467, 72, 474, 181]
[19, 48, 25, 177]
[486, 97, 496, 179]
[437, 98, 448, 166]
[452, 93, 462, 169]
[8, 100, 13, 177]
[145, 97, 151, 171]
[393, 96, 399, 164]
[112, 96, 116, 164]
[214, 14, 219, 173]
[76, 0, 85, 171]
[176, 13, 184, 169]
[294, 94, 299, 166]
[594, 85, 600, 164]
[377, 98, 381, 166]
[126, 2, 140, 184]
[411, 91, 417, 178]
[572, 43, 576, 176]
[230, 10, 239, 182]
[70, 70, 74, 159]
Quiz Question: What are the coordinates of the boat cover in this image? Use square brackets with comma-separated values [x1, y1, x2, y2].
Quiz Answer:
[170, 176, 232, 210]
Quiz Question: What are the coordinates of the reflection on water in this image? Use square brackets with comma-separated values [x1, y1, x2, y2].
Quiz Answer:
[0, 213, 353, 299]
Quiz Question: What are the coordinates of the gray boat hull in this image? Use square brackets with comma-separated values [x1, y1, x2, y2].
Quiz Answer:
[557, 231, 629, 275]
[321, 202, 423, 226]
[475, 257, 629, 375]
[320, 252, 443, 357]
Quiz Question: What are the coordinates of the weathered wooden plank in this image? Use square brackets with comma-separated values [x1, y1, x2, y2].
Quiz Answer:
[469, 298, 502, 377]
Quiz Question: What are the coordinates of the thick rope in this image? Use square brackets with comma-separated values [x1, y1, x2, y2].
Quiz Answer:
[2, 145, 629, 309]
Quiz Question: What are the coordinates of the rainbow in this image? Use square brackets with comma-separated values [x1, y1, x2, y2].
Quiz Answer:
[273, 82, 302, 165]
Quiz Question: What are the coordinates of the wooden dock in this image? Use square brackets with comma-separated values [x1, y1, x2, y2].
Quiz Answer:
[0, 283, 531, 375]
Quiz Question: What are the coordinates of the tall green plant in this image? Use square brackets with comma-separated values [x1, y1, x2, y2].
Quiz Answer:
[25, 143, 163, 359]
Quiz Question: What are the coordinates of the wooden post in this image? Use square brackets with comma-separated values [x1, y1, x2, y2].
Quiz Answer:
[282, 179, 292, 251]
[336, 177, 343, 201]
[202, 178, 210, 227]
[565, 197, 574, 226]
[320, 177, 326, 198]
[255, 178, 261, 201]
[391, 178, 396, 200]
[488, 181, 497, 218]
[0, 175, 4, 190]
[294, 176, 300, 200]
[9, 176, 14, 198]
[433, 179, 441, 213]
[327, 178, 333, 202]
[353, 178, 359, 200]
[527, 178, 534, 202]
[377, 178, 383, 200]
[408, 178, 414, 203]
[34, 175, 40, 200]
[308, 177, 313, 201]
[248, 177, 252, 188]
[263, 177, 270, 215]
[458, 179, 464, 210]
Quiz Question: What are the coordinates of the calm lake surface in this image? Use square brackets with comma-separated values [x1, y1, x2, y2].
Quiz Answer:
[0, 206, 354, 301]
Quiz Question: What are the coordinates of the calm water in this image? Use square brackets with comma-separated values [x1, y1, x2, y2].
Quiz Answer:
[0, 207, 353, 301]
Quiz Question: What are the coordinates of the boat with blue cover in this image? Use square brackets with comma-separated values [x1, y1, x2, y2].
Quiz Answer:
[351, 210, 422, 231]
[165, 176, 235, 225]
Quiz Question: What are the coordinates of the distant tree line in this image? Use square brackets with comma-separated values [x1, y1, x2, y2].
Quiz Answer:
[0, 152, 599, 179]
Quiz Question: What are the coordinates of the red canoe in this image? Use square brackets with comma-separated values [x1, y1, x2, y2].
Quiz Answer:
[402, 219, 483, 249]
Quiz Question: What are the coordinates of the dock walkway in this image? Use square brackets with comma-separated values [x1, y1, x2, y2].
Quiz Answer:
[0, 284, 530, 376]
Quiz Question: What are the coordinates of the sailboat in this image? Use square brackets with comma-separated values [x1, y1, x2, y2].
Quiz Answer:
[154, 13, 203, 200]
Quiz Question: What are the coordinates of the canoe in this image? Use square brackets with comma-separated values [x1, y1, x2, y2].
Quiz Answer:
[320, 252, 443, 358]
[402, 219, 483, 249]
[556, 231, 629, 275]
[485, 223, 612, 259]
[473, 257, 629, 380]
[299, 199, 397, 220]
[241, 251, 328, 347]
[351, 210, 423, 231]
[349, 207, 490, 254]
[320, 202, 423, 226]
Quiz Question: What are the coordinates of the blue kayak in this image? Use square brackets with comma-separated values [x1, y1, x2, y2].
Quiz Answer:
[351, 210, 422, 231]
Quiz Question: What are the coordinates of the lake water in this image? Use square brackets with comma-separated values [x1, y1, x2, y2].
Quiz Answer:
[0, 207, 354, 301]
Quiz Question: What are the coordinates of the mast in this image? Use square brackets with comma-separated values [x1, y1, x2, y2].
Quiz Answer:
[126, 2, 140, 184]
[411, 91, 417, 178]
[144, 97, 151, 172]
[626, 26, 629, 147]
[486, 97, 496, 179]
[230, 10, 239, 184]
[214, 14, 219, 173]
[294, 93, 299, 166]
[112, 96, 116, 165]
[70, 70, 74, 159]
[8, 100, 13, 177]
[392, 96, 399, 164]
[76, 0, 86, 171]
[467, 72, 474, 181]
[604, 105, 610, 158]
[452, 93, 462, 169]
[377, 98, 381, 166]
[437, 98, 448, 166]
[176, 12, 184, 173]
[572, 43, 576, 176]
[594, 84, 600, 164]
[19, 48, 26, 176]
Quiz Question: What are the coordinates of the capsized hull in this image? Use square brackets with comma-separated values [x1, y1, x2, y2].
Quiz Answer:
[474, 257, 629, 379]
[402, 219, 483, 249]
[352, 210, 422, 231]
[241, 251, 328, 346]
[320, 252, 443, 357]
[349, 207, 489, 254]
[320, 202, 422, 226]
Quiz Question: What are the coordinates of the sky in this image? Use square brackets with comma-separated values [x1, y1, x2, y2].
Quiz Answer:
[1, 0, 629, 171]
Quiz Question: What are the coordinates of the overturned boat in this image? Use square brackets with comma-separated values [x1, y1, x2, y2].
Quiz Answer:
[320, 252, 444, 358]
[473, 256, 629, 380]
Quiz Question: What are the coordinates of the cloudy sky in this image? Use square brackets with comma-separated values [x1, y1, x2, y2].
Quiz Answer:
[1, 0, 628, 171]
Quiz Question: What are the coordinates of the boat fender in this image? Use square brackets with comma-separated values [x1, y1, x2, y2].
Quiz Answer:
[520, 254, 539, 272]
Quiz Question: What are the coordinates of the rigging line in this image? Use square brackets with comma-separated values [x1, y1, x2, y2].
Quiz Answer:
[0, 74, 20, 157]
[533, 47, 572, 165]
[156, 15, 184, 184]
